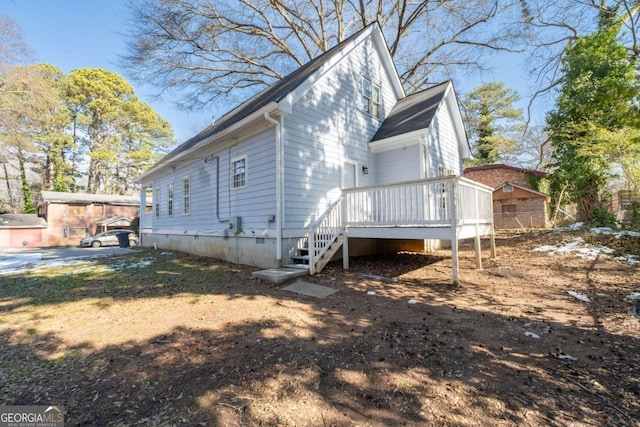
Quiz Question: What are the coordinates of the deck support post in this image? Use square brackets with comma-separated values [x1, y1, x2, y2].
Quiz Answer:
[473, 187, 482, 269]
[490, 229, 497, 258]
[342, 234, 349, 269]
[450, 180, 459, 285]
[474, 224, 482, 269]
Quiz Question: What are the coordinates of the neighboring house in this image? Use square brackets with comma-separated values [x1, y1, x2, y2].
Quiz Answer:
[464, 164, 550, 229]
[136, 23, 495, 284]
[38, 191, 149, 247]
[0, 214, 47, 248]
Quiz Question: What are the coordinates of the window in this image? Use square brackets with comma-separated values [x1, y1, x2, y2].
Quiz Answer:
[167, 181, 174, 217]
[154, 187, 160, 218]
[183, 176, 191, 215]
[232, 157, 246, 189]
[503, 184, 514, 193]
[362, 76, 381, 119]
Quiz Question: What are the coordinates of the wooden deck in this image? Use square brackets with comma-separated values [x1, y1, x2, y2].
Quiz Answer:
[306, 176, 496, 284]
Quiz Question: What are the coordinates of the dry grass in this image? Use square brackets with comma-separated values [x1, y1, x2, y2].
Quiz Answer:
[1, 230, 639, 426]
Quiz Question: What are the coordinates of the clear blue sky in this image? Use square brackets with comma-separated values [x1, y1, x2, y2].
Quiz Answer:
[3, 0, 213, 143]
[3, 0, 541, 144]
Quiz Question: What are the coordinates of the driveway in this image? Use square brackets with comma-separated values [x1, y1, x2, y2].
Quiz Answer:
[0, 246, 137, 273]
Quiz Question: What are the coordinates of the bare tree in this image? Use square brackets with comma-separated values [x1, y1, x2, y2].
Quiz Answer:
[0, 14, 33, 65]
[121, 0, 529, 109]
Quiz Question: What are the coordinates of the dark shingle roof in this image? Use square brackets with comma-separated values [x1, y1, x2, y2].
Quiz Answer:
[158, 23, 377, 165]
[371, 81, 449, 142]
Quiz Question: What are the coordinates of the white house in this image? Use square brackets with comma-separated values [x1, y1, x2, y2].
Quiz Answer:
[136, 23, 495, 284]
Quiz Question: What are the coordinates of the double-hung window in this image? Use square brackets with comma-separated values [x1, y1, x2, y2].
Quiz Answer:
[232, 157, 246, 189]
[154, 187, 160, 218]
[362, 76, 381, 119]
[183, 176, 190, 215]
[167, 182, 174, 217]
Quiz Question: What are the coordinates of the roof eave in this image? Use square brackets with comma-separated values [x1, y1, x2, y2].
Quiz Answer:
[136, 102, 279, 183]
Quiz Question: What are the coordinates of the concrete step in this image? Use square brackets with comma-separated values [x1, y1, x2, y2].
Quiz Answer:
[252, 267, 309, 284]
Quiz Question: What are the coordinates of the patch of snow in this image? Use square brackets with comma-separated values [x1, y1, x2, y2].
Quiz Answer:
[366, 290, 376, 296]
[553, 222, 584, 232]
[109, 257, 155, 271]
[524, 332, 540, 339]
[615, 254, 639, 265]
[531, 238, 635, 264]
[567, 290, 590, 302]
[407, 299, 418, 304]
[590, 227, 640, 238]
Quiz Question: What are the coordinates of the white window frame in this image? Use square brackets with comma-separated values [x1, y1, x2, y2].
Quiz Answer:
[362, 76, 381, 119]
[182, 175, 191, 215]
[167, 181, 174, 217]
[154, 186, 160, 218]
[231, 156, 247, 190]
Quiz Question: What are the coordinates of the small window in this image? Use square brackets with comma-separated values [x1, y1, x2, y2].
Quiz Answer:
[167, 181, 174, 217]
[503, 184, 514, 193]
[362, 76, 381, 119]
[232, 157, 246, 189]
[183, 176, 191, 215]
[154, 187, 160, 218]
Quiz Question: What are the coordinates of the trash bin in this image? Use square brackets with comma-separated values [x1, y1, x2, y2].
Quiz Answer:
[117, 232, 130, 248]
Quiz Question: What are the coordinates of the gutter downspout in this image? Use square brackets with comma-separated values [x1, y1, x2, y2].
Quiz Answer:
[264, 111, 283, 262]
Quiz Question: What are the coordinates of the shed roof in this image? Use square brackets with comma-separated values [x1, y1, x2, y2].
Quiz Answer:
[0, 214, 47, 228]
[371, 81, 449, 142]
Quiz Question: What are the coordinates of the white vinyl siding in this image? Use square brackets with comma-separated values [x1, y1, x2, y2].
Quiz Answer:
[425, 100, 464, 176]
[282, 38, 399, 228]
[374, 144, 422, 184]
[148, 126, 276, 232]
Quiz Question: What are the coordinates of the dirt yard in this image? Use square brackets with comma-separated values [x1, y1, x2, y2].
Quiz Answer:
[1, 228, 639, 426]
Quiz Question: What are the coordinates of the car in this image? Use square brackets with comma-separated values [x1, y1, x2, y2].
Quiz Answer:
[80, 230, 138, 248]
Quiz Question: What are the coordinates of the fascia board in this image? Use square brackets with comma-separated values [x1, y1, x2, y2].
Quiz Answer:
[369, 129, 425, 153]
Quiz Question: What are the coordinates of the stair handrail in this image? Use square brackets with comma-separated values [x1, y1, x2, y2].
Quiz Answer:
[308, 196, 344, 275]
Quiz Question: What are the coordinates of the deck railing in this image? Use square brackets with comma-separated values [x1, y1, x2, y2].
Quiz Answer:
[305, 197, 344, 274]
[342, 176, 493, 228]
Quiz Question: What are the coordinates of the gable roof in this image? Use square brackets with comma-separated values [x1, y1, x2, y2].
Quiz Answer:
[39, 191, 143, 206]
[147, 22, 403, 175]
[464, 163, 547, 177]
[371, 81, 449, 142]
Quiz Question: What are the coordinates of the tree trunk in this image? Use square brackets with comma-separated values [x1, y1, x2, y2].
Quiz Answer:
[17, 149, 35, 213]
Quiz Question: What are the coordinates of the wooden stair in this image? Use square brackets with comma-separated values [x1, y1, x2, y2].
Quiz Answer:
[287, 235, 343, 274]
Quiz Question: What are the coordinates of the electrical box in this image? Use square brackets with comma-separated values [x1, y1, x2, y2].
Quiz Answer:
[229, 216, 242, 233]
